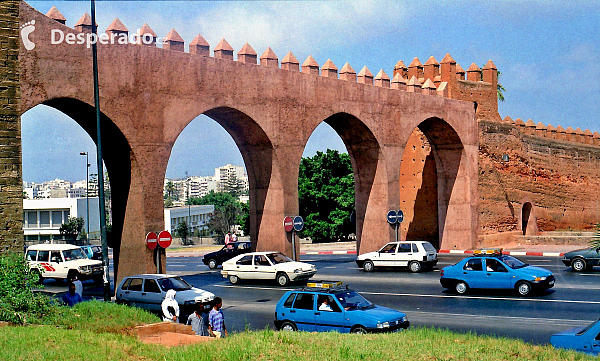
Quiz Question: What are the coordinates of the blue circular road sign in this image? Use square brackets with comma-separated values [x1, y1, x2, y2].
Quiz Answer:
[387, 210, 398, 224]
[397, 210, 404, 223]
[293, 216, 304, 231]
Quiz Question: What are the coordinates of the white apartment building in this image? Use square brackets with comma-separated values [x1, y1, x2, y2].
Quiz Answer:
[164, 204, 215, 235]
[23, 197, 100, 243]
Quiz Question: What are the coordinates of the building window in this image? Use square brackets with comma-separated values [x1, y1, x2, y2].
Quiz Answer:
[40, 211, 50, 227]
[26, 212, 37, 228]
[52, 211, 62, 227]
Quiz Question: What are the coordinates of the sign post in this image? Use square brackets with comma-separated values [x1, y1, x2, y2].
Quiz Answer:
[146, 232, 159, 273]
[387, 210, 404, 242]
[284, 216, 303, 261]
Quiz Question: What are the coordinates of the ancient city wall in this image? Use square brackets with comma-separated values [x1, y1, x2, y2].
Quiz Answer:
[479, 118, 600, 235]
[0, 0, 24, 252]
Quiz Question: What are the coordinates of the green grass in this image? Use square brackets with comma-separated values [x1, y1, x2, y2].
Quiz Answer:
[0, 301, 595, 361]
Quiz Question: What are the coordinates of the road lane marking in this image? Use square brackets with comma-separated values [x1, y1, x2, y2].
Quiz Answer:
[322, 266, 337, 269]
[405, 311, 592, 327]
[579, 273, 600, 276]
[361, 291, 600, 305]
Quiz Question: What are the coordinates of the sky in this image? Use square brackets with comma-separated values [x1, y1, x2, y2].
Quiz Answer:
[21, 0, 600, 183]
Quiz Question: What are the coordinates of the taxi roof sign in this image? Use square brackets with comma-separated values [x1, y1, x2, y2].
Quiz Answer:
[305, 280, 343, 289]
[473, 248, 503, 256]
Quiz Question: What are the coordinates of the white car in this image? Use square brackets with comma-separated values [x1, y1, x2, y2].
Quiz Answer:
[356, 241, 438, 272]
[26, 243, 103, 283]
[221, 252, 317, 286]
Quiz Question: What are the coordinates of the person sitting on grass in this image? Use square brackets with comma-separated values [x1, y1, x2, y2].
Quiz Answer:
[62, 282, 82, 307]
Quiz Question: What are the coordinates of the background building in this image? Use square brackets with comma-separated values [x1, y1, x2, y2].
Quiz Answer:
[164, 204, 215, 235]
[23, 197, 100, 244]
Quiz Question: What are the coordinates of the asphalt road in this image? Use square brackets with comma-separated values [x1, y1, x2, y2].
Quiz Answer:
[40, 253, 599, 345]
[169, 253, 600, 345]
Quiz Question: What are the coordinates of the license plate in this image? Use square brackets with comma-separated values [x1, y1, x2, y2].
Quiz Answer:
[549, 280, 554, 286]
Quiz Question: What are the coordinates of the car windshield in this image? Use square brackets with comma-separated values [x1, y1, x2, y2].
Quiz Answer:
[498, 255, 528, 269]
[422, 242, 436, 252]
[335, 290, 374, 310]
[62, 248, 87, 261]
[158, 276, 192, 291]
[267, 253, 292, 264]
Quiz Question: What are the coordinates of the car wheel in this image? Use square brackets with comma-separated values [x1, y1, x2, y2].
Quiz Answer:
[409, 261, 422, 273]
[351, 326, 367, 334]
[208, 259, 218, 269]
[280, 321, 297, 331]
[363, 260, 374, 272]
[276, 273, 290, 286]
[455, 281, 468, 294]
[571, 258, 587, 272]
[229, 275, 240, 284]
[516, 281, 531, 296]
[30, 269, 43, 285]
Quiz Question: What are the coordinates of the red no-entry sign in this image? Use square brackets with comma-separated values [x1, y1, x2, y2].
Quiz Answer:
[158, 230, 172, 248]
[146, 231, 158, 250]
[283, 216, 293, 232]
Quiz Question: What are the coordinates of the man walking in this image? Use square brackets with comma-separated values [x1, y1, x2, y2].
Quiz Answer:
[208, 297, 227, 338]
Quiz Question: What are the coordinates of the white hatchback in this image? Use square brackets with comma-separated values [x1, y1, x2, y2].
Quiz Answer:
[221, 252, 317, 286]
[356, 241, 438, 273]
[26, 243, 103, 283]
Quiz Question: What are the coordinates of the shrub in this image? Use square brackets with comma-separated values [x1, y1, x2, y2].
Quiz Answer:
[0, 251, 53, 324]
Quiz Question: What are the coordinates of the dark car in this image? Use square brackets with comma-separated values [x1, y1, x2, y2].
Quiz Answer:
[562, 247, 600, 272]
[80, 245, 103, 261]
[202, 241, 251, 269]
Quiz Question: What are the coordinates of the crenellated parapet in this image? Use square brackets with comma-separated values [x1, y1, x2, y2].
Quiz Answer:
[41, 7, 471, 101]
[502, 116, 600, 147]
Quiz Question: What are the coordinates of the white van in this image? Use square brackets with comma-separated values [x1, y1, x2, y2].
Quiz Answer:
[26, 244, 103, 283]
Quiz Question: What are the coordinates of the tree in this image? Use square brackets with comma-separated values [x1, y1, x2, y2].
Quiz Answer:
[591, 223, 600, 250]
[164, 181, 177, 207]
[497, 70, 506, 102]
[191, 191, 244, 243]
[224, 172, 243, 199]
[175, 221, 192, 246]
[298, 149, 355, 243]
[59, 217, 85, 243]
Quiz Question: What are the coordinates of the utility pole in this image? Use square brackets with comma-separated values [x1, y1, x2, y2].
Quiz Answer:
[80, 152, 90, 244]
[90, 0, 110, 301]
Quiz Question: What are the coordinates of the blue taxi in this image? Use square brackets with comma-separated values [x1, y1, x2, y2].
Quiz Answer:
[551, 318, 600, 355]
[274, 281, 409, 334]
[440, 249, 555, 296]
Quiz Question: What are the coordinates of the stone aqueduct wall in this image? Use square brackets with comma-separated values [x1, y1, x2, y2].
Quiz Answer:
[0, 1, 23, 252]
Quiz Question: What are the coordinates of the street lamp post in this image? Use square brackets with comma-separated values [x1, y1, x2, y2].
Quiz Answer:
[80, 152, 90, 244]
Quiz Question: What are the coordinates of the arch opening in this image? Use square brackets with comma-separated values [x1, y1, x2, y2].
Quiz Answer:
[400, 117, 464, 250]
[22, 98, 133, 281]
[300, 112, 382, 254]
[166, 107, 273, 253]
[522, 202, 533, 235]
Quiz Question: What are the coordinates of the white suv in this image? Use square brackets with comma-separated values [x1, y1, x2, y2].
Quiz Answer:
[356, 241, 438, 272]
[26, 244, 103, 283]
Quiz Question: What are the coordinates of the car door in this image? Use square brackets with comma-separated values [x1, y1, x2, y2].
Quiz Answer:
[253, 254, 275, 280]
[482, 258, 512, 289]
[142, 278, 163, 312]
[461, 258, 485, 288]
[290, 292, 316, 331]
[396, 243, 413, 267]
[51, 250, 69, 278]
[375, 243, 397, 267]
[315, 294, 346, 332]
[232, 255, 253, 278]
[122, 277, 145, 307]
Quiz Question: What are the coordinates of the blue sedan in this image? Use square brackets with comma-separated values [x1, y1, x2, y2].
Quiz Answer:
[440, 250, 555, 296]
[274, 281, 409, 333]
[551, 318, 600, 355]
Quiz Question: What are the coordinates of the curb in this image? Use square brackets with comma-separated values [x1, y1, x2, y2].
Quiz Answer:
[301, 251, 357, 255]
[438, 250, 565, 257]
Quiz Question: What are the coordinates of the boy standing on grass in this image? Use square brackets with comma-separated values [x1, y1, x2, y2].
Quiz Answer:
[208, 297, 227, 338]
[62, 282, 82, 307]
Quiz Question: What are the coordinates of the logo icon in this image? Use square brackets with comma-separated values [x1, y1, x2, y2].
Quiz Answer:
[20, 20, 36, 50]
